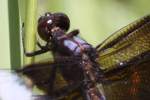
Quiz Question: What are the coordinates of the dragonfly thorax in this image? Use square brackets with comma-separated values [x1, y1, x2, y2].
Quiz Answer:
[51, 29, 98, 61]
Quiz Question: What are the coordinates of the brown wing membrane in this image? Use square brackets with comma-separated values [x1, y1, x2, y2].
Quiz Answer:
[17, 62, 83, 100]
[96, 15, 150, 100]
[17, 62, 67, 94]
[97, 15, 150, 72]
[102, 60, 150, 100]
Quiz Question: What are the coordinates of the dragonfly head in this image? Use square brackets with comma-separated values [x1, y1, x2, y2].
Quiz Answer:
[38, 12, 70, 41]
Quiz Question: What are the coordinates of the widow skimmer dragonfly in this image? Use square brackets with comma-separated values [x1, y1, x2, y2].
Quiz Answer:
[18, 12, 150, 100]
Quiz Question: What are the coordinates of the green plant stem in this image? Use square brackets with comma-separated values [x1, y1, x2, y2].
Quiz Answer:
[24, 0, 37, 65]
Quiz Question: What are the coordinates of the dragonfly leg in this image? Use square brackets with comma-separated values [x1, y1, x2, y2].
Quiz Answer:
[22, 37, 52, 56]
[21, 23, 50, 57]
[23, 47, 49, 57]
[67, 29, 79, 38]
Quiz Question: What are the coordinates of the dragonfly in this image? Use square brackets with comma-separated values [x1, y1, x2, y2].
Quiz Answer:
[17, 12, 150, 100]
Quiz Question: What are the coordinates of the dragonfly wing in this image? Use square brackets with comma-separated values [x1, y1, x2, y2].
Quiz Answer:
[96, 15, 150, 72]
[17, 62, 63, 94]
[102, 60, 150, 100]
[96, 15, 150, 99]
[17, 61, 84, 100]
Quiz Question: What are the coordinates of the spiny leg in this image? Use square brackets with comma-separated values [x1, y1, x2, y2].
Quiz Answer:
[21, 23, 50, 57]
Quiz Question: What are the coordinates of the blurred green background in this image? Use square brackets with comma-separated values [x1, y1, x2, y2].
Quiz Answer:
[0, 0, 150, 68]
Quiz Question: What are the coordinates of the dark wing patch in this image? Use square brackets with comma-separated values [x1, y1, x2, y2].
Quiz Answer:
[102, 59, 150, 100]
[17, 62, 67, 94]
[17, 61, 84, 100]
[97, 15, 150, 72]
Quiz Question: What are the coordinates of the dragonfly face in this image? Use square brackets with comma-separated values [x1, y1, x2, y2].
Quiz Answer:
[18, 12, 150, 100]
[37, 12, 70, 41]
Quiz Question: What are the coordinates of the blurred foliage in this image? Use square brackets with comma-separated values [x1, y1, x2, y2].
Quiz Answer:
[0, 0, 21, 68]
[8, 0, 21, 69]
[23, 0, 37, 65]
[0, 0, 11, 68]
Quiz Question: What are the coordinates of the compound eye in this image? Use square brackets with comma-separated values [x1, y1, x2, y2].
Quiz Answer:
[37, 12, 70, 41]
[38, 16, 44, 24]
[38, 18, 52, 41]
[38, 12, 52, 24]
[53, 13, 70, 31]
[46, 19, 53, 25]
